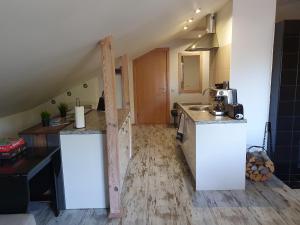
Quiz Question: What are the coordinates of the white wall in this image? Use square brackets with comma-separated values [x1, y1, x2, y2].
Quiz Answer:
[0, 74, 123, 137]
[230, 0, 276, 146]
[53, 76, 101, 110]
[0, 105, 49, 138]
[0, 76, 100, 137]
[48, 72, 122, 113]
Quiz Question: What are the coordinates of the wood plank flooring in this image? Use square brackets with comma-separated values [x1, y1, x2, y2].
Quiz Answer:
[30, 125, 300, 225]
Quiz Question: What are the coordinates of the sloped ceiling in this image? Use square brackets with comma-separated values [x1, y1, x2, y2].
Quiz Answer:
[0, 0, 228, 117]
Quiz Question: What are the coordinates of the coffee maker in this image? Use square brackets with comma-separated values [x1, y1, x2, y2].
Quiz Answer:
[208, 88, 238, 116]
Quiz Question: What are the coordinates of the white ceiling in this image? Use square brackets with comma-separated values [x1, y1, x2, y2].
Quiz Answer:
[0, 0, 228, 117]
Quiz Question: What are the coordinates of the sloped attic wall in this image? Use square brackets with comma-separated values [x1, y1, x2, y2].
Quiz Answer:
[0, 0, 228, 117]
[0, 76, 100, 137]
[0, 75, 123, 137]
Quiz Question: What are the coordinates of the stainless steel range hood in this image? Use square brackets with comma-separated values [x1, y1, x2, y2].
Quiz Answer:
[186, 14, 219, 51]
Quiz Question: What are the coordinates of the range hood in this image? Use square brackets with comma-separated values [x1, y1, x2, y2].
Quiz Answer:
[186, 14, 219, 51]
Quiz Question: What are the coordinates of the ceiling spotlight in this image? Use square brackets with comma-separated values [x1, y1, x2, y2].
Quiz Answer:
[188, 18, 193, 23]
[198, 34, 202, 38]
[195, 8, 201, 14]
[183, 26, 188, 30]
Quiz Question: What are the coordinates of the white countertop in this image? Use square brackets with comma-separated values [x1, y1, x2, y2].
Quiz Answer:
[60, 109, 130, 135]
[178, 104, 247, 124]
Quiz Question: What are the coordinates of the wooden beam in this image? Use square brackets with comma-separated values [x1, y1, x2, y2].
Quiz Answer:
[99, 36, 122, 218]
[121, 54, 130, 109]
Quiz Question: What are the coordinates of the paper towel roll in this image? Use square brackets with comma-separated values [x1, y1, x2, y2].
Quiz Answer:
[75, 106, 85, 128]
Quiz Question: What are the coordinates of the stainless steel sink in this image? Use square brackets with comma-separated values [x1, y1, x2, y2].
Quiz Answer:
[188, 106, 209, 111]
[181, 102, 203, 106]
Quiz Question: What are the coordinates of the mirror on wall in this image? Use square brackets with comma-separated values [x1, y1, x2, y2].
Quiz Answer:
[178, 52, 202, 93]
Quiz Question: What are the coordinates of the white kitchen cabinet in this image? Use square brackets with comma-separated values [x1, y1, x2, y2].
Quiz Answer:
[195, 123, 246, 190]
[181, 114, 196, 179]
[60, 133, 108, 209]
[179, 105, 247, 190]
[59, 110, 131, 209]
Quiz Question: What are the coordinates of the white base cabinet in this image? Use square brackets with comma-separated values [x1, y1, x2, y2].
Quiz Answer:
[181, 114, 197, 179]
[60, 114, 131, 209]
[60, 134, 108, 209]
[180, 113, 247, 190]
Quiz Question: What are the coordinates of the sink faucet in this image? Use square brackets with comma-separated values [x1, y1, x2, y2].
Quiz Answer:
[202, 87, 211, 96]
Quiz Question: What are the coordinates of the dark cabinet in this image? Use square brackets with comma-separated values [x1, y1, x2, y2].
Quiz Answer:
[269, 20, 300, 188]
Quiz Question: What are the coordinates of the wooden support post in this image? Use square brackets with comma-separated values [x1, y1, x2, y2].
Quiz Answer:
[99, 36, 122, 218]
[121, 54, 130, 109]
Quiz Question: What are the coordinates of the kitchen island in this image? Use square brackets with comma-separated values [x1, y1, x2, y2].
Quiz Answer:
[60, 109, 131, 209]
[178, 104, 247, 190]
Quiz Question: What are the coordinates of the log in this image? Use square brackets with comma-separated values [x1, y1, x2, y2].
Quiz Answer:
[246, 151, 275, 182]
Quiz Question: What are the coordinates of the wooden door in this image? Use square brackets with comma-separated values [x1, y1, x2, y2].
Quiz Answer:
[133, 48, 169, 124]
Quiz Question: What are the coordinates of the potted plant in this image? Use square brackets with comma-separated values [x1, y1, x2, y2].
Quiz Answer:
[41, 111, 51, 127]
[58, 103, 68, 117]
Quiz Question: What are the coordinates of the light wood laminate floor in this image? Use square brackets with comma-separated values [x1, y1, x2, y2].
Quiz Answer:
[30, 125, 300, 225]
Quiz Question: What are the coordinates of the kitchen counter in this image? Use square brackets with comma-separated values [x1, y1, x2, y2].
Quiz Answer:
[60, 109, 130, 135]
[20, 118, 73, 135]
[20, 109, 93, 135]
[178, 103, 247, 190]
[178, 103, 246, 124]
[59, 108, 132, 209]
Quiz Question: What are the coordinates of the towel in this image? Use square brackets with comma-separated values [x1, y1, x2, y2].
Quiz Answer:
[176, 113, 185, 142]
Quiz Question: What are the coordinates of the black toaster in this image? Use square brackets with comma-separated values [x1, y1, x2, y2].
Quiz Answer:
[225, 104, 244, 120]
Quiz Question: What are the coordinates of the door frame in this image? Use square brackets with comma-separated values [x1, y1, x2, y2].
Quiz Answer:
[133, 48, 170, 124]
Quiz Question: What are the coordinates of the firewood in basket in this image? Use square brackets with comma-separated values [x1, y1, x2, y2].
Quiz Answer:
[251, 165, 258, 171]
[245, 151, 275, 182]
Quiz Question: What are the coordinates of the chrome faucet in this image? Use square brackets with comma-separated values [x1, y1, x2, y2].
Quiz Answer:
[202, 87, 212, 96]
